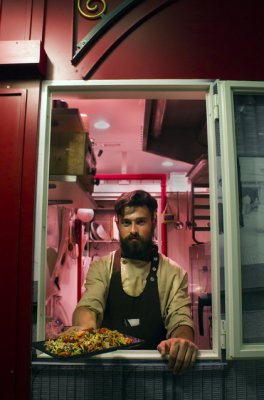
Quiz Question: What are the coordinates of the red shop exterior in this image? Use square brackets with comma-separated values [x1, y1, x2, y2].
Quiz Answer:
[1, 1, 264, 399]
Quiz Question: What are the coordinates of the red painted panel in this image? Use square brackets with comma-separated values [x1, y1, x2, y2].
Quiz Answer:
[0, 0, 32, 40]
[0, 83, 40, 400]
[0, 89, 26, 400]
[14, 83, 40, 400]
[30, 0, 46, 40]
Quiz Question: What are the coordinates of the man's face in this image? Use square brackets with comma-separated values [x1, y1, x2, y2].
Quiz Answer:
[117, 205, 156, 259]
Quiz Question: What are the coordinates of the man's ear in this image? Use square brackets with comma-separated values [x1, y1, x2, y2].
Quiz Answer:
[152, 212, 157, 225]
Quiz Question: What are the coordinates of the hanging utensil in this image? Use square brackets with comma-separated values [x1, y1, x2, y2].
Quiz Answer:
[68, 219, 74, 252]
[185, 191, 193, 229]
[174, 192, 184, 230]
[68, 217, 79, 259]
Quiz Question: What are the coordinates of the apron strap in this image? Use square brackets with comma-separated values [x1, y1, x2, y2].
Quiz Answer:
[146, 245, 159, 282]
[113, 249, 121, 272]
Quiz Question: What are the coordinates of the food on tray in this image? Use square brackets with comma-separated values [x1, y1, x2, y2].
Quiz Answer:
[43, 327, 137, 357]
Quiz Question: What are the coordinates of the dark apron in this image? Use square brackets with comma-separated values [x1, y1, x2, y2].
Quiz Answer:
[102, 246, 167, 349]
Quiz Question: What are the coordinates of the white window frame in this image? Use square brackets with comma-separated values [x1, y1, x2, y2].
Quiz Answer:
[34, 79, 222, 360]
[218, 80, 264, 358]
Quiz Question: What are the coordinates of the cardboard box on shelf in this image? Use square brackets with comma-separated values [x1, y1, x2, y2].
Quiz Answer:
[49, 131, 87, 175]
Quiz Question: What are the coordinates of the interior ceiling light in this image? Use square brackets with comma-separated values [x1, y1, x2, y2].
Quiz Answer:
[94, 120, 110, 130]
[162, 160, 174, 167]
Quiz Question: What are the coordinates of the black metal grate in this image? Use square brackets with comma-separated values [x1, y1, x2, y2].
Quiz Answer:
[31, 360, 264, 400]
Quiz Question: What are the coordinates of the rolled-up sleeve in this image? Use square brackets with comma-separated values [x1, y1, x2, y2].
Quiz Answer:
[76, 253, 113, 324]
[158, 256, 193, 338]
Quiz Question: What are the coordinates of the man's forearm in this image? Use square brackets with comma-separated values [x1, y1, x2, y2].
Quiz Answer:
[72, 306, 97, 329]
[157, 324, 198, 375]
[171, 325, 195, 342]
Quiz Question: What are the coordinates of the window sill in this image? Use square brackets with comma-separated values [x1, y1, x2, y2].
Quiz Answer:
[32, 349, 222, 367]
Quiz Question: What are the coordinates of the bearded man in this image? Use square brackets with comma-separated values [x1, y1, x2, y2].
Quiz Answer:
[72, 190, 198, 374]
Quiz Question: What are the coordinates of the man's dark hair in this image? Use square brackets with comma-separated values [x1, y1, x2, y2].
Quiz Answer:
[114, 190, 158, 219]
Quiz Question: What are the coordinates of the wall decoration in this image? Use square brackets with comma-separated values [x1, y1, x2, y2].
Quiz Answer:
[72, 0, 174, 79]
[78, 0, 107, 20]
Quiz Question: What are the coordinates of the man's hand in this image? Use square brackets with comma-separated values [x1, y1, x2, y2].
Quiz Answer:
[157, 337, 198, 375]
[72, 306, 97, 329]
[60, 325, 89, 335]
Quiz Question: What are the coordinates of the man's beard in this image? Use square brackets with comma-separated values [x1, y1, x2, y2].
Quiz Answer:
[120, 232, 154, 260]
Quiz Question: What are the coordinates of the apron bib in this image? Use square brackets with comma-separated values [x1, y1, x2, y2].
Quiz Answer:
[102, 246, 166, 349]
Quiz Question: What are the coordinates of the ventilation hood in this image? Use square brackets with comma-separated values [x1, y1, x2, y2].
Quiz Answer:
[143, 99, 208, 165]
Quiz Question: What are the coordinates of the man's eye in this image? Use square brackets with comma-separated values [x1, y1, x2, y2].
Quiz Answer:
[122, 221, 131, 226]
[137, 220, 146, 225]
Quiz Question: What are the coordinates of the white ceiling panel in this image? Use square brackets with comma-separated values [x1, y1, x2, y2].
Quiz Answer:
[52, 97, 195, 176]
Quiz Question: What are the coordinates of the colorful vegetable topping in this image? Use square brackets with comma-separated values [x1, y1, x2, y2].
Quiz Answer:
[44, 328, 136, 357]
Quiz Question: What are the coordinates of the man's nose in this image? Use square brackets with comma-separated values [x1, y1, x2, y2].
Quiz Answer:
[130, 222, 138, 233]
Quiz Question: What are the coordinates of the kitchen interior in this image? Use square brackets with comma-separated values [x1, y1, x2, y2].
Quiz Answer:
[34, 90, 213, 351]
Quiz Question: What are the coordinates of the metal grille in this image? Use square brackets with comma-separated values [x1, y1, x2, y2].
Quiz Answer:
[31, 361, 264, 400]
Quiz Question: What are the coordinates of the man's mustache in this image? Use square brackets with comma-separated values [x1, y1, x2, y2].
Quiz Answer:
[126, 233, 141, 240]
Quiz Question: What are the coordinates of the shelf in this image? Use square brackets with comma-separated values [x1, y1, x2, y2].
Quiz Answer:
[187, 156, 209, 184]
[50, 175, 78, 182]
[49, 175, 96, 195]
[89, 240, 119, 243]
[48, 179, 97, 208]
[94, 208, 115, 211]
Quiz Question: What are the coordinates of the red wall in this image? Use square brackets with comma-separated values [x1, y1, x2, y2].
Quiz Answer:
[42, 0, 264, 80]
[1, 0, 263, 80]
[0, 1, 263, 399]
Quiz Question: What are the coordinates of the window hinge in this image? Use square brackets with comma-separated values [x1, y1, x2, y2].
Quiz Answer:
[220, 319, 226, 349]
[213, 94, 219, 120]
